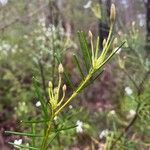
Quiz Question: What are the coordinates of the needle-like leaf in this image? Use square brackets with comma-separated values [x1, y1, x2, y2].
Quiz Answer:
[33, 77, 49, 119]
[21, 119, 50, 124]
[73, 54, 85, 79]
[5, 131, 43, 137]
[8, 142, 38, 150]
[77, 31, 92, 73]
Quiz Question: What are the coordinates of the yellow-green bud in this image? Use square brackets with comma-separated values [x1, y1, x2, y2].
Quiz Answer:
[110, 4, 116, 23]
[58, 63, 64, 74]
[102, 39, 107, 47]
[62, 84, 67, 91]
[48, 81, 53, 88]
[88, 30, 93, 38]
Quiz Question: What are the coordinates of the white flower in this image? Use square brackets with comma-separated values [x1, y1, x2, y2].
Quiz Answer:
[127, 109, 136, 119]
[69, 105, 73, 109]
[0, 0, 8, 6]
[14, 139, 22, 148]
[83, 0, 92, 9]
[35, 101, 41, 107]
[76, 120, 83, 133]
[108, 110, 116, 116]
[99, 129, 109, 139]
[125, 87, 133, 95]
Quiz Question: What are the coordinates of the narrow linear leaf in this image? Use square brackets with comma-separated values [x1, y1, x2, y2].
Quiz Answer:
[98, 41, 126, 70]
[78, 69, 104, 92]
[88, 69, 104, 86]
[21, 119, 50, 124]
[56, 125, 77, 132]
[5, 131, 43, 137]
[81, 31, 92, 64]
[95, 36, 100, 59]
[77, 31, 91, 73]
[64, 71, 75, 90]
[31, 123, 36, 147]
[33, 78, 48, 119]
[73, 54, 85, 79]
[8, 142, 38, 150]
[47, 125, 77, 147]
[47, 132, 59, 148]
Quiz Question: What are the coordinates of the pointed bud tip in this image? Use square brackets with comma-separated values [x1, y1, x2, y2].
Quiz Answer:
[58, 63, 64, 74]
[103, 39, 107, 47]
[62, 84, 67, 91]
[88, 30, 93, 38]
[110, 3, 116, 22]
[48, 81, 53, 88]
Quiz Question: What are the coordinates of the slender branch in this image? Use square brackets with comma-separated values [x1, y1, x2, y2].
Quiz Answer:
[38, 60, 48, 100]
[54, 69, 95, 116]
[110, 102, 141, 150]
[110, 70, 149, 149]
[123, 69, 139, 92]
[138, 71, 150, 95]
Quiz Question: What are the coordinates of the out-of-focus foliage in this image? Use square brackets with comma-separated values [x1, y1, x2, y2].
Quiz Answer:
[0, 0, 150, 150]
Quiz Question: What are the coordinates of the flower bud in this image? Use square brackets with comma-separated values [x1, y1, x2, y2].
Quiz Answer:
[102, 39, 107, 48]
[48, 81, 53, 88]
[62, 84, 67, 91]
[88, 30, 93, 38]
[58, 63, 64, 74]
[110, 4, 116, 23]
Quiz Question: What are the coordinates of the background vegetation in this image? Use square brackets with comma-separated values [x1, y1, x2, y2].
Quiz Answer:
[0, 0, 149, 149]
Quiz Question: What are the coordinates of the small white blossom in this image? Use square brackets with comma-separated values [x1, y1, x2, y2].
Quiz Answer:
[125, 87, 133, 95]
[83, 0, 92, 9]
[127, 109, 136, 119]
[69, 105, 73, 109]
[0, 0, 8, 6]
[35, 101, 41, 107]
[76, 120, 83, 133]
[14, 139, 22, 148]
[99, 129, 109, 139]
[108, 110, 116, 116]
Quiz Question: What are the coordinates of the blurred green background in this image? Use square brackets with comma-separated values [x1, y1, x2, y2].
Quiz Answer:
[0, 0, 149, 149]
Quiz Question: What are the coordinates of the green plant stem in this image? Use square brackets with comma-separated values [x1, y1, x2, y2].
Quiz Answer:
[100, 23, 113, 59]
[40, 119, 53, 150]
[31, 123, 36, 147]
[54, 69, 95, 116]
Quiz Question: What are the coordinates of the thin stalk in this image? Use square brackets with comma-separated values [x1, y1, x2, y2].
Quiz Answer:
[31, 123, 36, 147]
[100, 23, 113, 60]
[95, 36, 100, 60]
[40, 117, 53, 150]
[54, 69, 95, 116]
[38, 60, 48, 100]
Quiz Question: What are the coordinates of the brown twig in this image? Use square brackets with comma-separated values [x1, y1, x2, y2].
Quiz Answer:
[110, 70, 149, 149]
